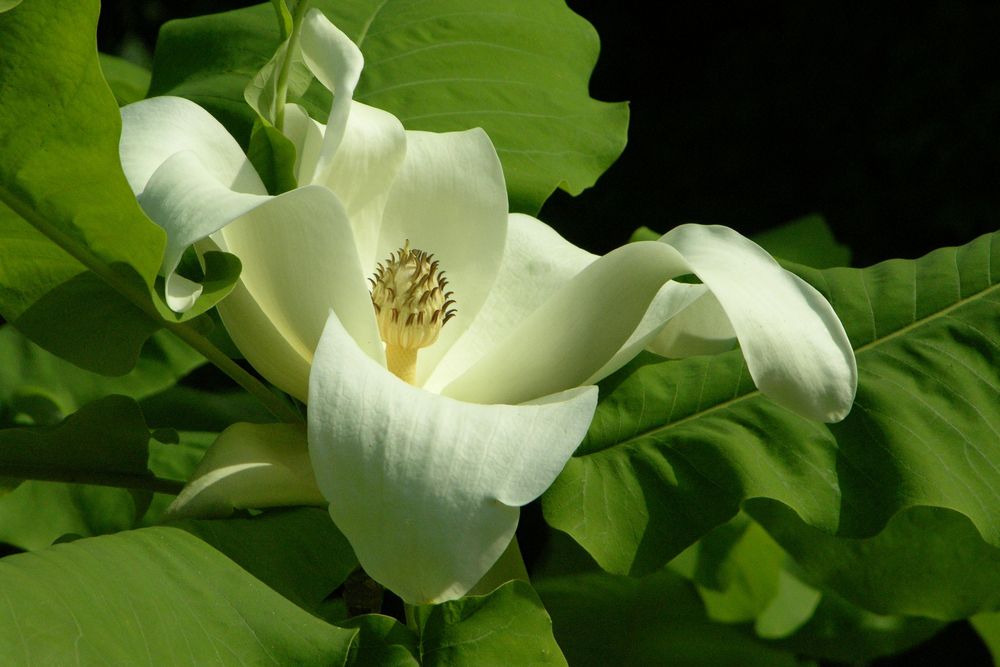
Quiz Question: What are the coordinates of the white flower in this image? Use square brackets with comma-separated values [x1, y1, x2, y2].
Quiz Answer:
[119, 10, 856, 604]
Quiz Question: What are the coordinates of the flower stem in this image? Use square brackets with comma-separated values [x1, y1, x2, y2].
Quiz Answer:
[274, 0, 312, 132]
[385, 344, 417, 384]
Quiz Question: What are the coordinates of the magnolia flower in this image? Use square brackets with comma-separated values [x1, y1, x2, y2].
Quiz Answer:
[119, 10, 856, 603]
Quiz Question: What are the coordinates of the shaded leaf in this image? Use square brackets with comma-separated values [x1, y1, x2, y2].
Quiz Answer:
[99, 53, 151, 105]
[535, 569, 801, 667]
[0, 325, 204, 422]
[339, 614, 420, 667]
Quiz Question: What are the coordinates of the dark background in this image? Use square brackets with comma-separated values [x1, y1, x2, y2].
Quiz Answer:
[97, 1, 998, 664]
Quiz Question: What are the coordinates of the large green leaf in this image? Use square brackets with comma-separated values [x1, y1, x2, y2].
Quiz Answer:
[0, 2, 238, 375]
[543, 231, 1000, 619]
[148, 0, 627, 213]
[0, 525, 357, 665]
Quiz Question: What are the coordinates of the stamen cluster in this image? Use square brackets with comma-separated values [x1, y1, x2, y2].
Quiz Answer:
[369, 241, 456, 350]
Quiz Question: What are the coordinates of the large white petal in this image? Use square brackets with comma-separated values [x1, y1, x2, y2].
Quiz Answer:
[308, 311, 597, 604]
[120, 96, 265, 196]
[219, 184, 383, 371]
[300, 8, 363, 185]
[442, 241, 691, 405]
[166, 422, 324, 519]
[658, 224, 857, 422]
[138, 150, 271, 312]
[375, 129, 509, 385]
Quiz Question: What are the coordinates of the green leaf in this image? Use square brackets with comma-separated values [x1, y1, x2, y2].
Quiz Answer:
[173, 508, 359, 613]
[412, 580, 566, 666]
[0, 526, 357, 664]
[750, 214, 851, 267]
[98, 53, 151, 105]
[148, 0, 628, 213]
[0, 0, 21, 13]
[534, 569, 802, 667]
[972, 612, 1000, 665]
[0, 325, 203, 422]
[543, 230, 1000, 619]
[0, 395, 151, 491]
[0, 1, 239, 375]
[0, 396, 155, 549]
[248, 117, 300, 194]
[339, 615, 419, 667]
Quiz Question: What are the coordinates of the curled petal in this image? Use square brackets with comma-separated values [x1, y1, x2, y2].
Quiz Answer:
[308, 311, 597, 604]
[647, 289, 738, 358]
[658, 224, 857, 422]
[138, 150, 270, 312]
[300, 8, 364, 184]
[120, 96, 265, 197]
[166, 423, 325, 520]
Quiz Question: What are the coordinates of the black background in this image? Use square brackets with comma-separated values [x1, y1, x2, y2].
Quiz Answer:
[97, 1, 998, 663]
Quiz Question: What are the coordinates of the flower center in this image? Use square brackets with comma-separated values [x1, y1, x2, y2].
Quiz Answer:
[369, 241, 455, 384]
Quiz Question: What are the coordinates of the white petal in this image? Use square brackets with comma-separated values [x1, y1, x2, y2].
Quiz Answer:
[120, 96, 265, 196]
[300, 8, 364, 184]
[287, 101, 408, 270]
[319, 102, 407, 268]
[282, 103, 325, 185]
[442, 241, 691, 405]
[166, 423, 325, 520]
[375, 129, 509, 385]
[659, 224, 857, 422]
[308, 311, 597, 604]
[219, 184, 384, 371]
[216, 280, 312, 401]
[137, 150, 271, 312]
[424, 213, 597, 391]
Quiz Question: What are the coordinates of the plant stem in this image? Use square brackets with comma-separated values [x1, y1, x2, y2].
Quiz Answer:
[274, 0, 312, 132]
[2, 466, 184, 495]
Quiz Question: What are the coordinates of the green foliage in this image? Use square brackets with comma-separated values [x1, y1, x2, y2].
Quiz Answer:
[147, 0, 628, 213]
[0, 326, 204, 423]
[98, 53, 152, 105]
[536, 569, 802, 667]
[248, 117, 300, 194]
[411, 580, 567, 665]
[0, 524, 357, 665]
[0, 1, 240, 375]
[543, 230, 1000, 619]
